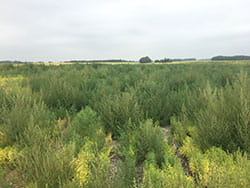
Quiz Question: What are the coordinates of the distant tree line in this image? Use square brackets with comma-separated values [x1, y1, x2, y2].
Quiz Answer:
[0, 61, 46, 64]
[65, 59, 134, 63]
[154, 58, 196, 63]
[139, 56, 196, 63]
[211, 55, 250, 61]
[155, 58, 171, 63]
[0, 60, 28, 64]
[2, 55, 250, 64]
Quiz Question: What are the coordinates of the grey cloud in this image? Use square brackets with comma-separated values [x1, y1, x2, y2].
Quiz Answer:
[0, 0, 250, 61]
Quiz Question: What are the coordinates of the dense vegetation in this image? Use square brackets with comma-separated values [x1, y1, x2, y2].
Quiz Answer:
[0, 62, 249, 187]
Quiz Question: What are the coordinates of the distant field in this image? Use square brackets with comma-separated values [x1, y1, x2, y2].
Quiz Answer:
[46, 60, 250, 65]
[8, 60, 250, 66]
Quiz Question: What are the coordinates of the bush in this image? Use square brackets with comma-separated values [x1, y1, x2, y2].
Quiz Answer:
[0, 88, 55, 146]
[141, 164, 194, 188]
[72, 107, 102, 136]
[63, 106, 106, 153]
[29, 68, 89, 118]
[99, 92, 143, 137]
[134, 120, 166, 166]
[180, 137, 250, 187]
[116, 145, 137, 187]
[194, 72, 250, 153]
[141, 150, 194, 188]
[118, 119, 173, 168]
[72, 136, 113, 188]
[17, 125, 75, 187]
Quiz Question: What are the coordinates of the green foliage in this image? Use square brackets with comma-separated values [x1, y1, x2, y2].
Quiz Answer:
[116, 120, 170, 187]
[133, 120, 166, 166]
[193, 71, 250, 153]
[30, 69, 88, 117]
[141, 148, 194, 188]
[1, 62, 250, 187]
[141, 164, 195, 188]
[17, 124, 75, 188]
[0, 88, 55, 147]
[139, 56, 152, 63]
[71, 136, 113, 188]
[116, 145, 137, 187]
[99, 92, 143, 137]
[72, 107, 103, 138]
[180, 137, 250, 187]
[170, 116, 196, 146]
[70, 107, 105, 150]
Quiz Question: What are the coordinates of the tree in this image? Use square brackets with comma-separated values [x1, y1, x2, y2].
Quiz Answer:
[211, 55, 250, 61]
[139, 56, 152, 63]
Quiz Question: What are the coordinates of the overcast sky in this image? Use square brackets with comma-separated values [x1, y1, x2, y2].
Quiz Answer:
[0, 0, 250, 61]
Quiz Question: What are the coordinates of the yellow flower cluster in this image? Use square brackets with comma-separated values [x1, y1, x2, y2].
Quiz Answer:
[72, 154, 89, 186]
[0, 146, 18, 166]
[0, 76, 24, 92]
[105, 133, 112, 145]
[179, 136, 200, 159]
[71, 134, 113, 187]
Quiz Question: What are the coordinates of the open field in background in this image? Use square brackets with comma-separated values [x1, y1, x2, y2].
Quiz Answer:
[7, 60, 250, 66]
[0, 62, 249, 187]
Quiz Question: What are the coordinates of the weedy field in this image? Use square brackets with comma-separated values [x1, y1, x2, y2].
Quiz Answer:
[0, 61, 249, 187]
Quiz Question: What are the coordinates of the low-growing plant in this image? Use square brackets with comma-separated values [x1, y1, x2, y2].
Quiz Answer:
[134, 120, 166, 167]
[0, 88, 55, 147]
[116, 145, 137, 188]
[141, 150, 194, 188]
[71, 135, 113, 188]
[170, 116, 196, 146]
[0, 146, 18, 168]
[17, 123, 75, 188]
[194, 72, 250, 153]
[65, 106, 106, 153]
[180, 136, 250, 187]
[99, 92, 143, 137]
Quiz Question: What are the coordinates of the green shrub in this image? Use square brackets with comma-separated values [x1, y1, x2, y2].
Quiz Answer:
[116, 145, 137, 188]
[141, 164, 194, 188]
[194, 72, 250, 153]
[64, 106, 106, 153]
[72, 107, 102, 137]
[133, 120, 166, 167]
[0, 88, 55, 146]
[180, 137, 250, 187]
[29, 68, 89, 118]
[141, 149, 194, 188]
[116, 120, 171, 187]
[17, 123, 75, 188]
[71, 135, 113, 188]
[170, 117, 189, 146]
[99, 92, 143, 137]
[118, 119, 171, 169]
